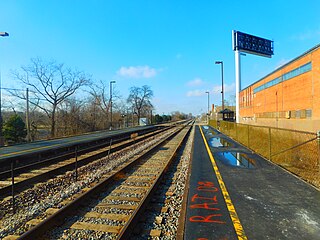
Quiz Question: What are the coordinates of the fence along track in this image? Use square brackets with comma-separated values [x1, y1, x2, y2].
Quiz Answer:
[19, 125, 191, 240]
[209, 120, 320, 188]
[0, 127, 169, 200]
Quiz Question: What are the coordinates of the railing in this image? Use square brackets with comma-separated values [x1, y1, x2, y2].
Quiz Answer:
[209, 120, 320, 189]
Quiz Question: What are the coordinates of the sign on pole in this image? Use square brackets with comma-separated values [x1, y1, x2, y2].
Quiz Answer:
[233, 30, 274, 57]
[232, 30, 274, 123]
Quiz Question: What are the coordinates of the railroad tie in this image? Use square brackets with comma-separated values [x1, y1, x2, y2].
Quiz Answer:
[70, 222, 122, 233]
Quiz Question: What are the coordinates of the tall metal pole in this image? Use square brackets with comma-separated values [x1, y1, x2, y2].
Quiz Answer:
[221, 62, 224, 111]
[126, 108, 129, 127]
[235, 50, 241, 123]
[109, 80, 115, 130]
[132, 107, 134, 126]
[0, 71, 3, 146]
[26, 88, 31, 142]
[0, 32, 9, 146]
[205, 91, 209, 123]
[215, 61, 224, 112]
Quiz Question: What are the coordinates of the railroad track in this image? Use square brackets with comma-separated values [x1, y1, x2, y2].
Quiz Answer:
[18, 124, 191, 239]
[0, 127, 170, 200]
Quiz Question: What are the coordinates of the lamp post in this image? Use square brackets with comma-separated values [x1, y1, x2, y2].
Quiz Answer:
[109, 80, 116, 130]
[205, 91, 209, 123]
[215, 61, 224, 112]
[0, 32, 9, 146]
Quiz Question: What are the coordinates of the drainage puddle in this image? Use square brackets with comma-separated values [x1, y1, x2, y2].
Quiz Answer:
[209, 137, 231, 147]
[217, 152, 256, 168]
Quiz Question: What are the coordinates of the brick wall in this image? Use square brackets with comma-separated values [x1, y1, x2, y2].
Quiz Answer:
[239, 45, 320, 133]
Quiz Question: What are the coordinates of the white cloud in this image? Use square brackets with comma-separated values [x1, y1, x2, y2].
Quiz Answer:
[117, 65, 157, 78]
[186, 89, 206, 97]
[187, 78, 204, 87]
[212, 83, 235, 94]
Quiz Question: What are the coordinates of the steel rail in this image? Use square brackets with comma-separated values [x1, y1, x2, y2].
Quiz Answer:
[0, 125, 162, 172]
[0, 127, 171, 199]
[18, 124, 190, 240]
[117, 125, 192, 239]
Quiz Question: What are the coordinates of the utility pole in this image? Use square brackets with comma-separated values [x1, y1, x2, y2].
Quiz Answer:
[205, 91, 210, 123]
[26, 88, 31, 142]
[215, 61, 224, 111]
[0, 31, 9, 146]
[109, 80, 116, 130]
[0, 72, 3, 146]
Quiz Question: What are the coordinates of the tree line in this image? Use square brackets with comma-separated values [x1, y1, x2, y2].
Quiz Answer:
[1, 58, 191, 144]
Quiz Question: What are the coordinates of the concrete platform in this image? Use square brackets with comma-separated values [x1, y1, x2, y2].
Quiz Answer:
[0, 125, 156, 162]
[184, 125, 320, 239]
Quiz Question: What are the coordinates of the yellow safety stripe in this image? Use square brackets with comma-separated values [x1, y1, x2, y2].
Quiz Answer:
[199, 126, 247, 240]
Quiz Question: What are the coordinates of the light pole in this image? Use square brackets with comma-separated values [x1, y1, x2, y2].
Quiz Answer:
[215, 61, 224, 112]
[109, 80, 116, 130]
[0, 31, 9, 146]
[205, 91, 209, 123]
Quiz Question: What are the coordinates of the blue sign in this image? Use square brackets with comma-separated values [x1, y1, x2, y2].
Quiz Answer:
[233, 30, 274, 57]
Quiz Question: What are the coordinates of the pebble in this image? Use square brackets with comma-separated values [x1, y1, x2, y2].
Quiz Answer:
[134, 126, 195, 239]
[0, 128, 176, 239]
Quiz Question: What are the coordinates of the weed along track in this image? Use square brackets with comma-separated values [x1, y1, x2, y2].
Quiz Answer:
[2, 123, 192, 239]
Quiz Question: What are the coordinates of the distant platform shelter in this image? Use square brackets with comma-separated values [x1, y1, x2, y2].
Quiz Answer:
[219, 109, 235, 122]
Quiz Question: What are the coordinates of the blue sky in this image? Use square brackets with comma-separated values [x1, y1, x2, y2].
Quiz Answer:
[0, 0, 320, 116]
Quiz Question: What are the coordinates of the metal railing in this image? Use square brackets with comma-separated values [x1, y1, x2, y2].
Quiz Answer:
[209, 120, 320, 188]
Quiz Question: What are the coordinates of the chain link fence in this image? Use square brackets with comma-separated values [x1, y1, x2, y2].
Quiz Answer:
[209, 120, 320, 188]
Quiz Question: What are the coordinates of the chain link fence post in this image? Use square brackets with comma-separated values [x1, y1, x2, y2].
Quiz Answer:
[317, 130, 320, 178]
[269, 127, 272, 161]
[247, 125, 250, 148]
[75, 146, 78, 181]
[11, 159, 15, 214]
[235, 122, 238, 141]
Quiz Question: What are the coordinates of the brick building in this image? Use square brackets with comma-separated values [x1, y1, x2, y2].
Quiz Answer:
[239, 44, 320, 133]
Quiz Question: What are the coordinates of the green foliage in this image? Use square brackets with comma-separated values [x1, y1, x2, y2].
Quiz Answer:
[3, 115, 27, 143]
[154, 114, 171, 123]
[154, 114, 163, 123]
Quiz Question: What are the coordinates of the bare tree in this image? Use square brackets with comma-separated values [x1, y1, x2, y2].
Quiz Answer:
[127, 85, 153, 124]
[57, 98, 85, 136]
[11, 58, 90, 137]
[88, 80, 120, 129]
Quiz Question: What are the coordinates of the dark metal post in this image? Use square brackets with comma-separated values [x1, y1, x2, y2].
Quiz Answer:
[126, 108, 129, 127]
[269, 128, 272, 160]
[247, 125, 250, 148]
[0, 31, 9, 146]
[0, 70, 3, 146]
[215, 61, 224, 111]
[26, 88, 31, 142]
[75, 146, 78, 181]
[221, 62, 224, 111]
[235, 122, 238, 141]
[132, 107, 134, 127]
[205, 91, 209, 124]
[317, 130, 320, 175]
[108, 139, 112, 159]
[11, 159, 15, 213]
[109, 80, 116, 130]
